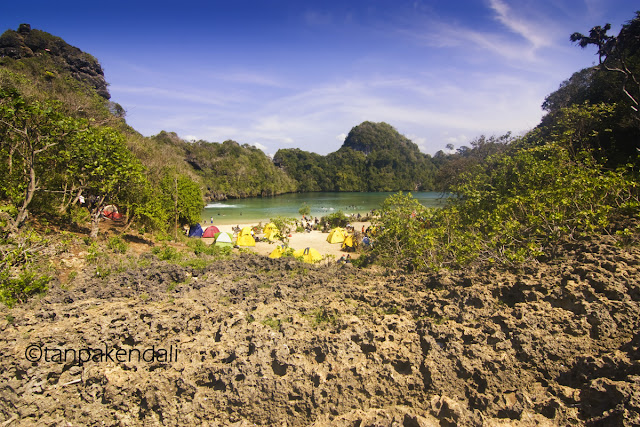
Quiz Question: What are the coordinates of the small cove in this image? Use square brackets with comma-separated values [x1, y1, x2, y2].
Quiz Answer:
[201, 191, 448, 225]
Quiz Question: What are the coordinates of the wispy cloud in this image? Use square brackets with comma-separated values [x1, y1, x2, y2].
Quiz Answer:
[199, 70, 288, 88]
[488, 0, 553, 49]
[397, 0, 565, 64]
[111, 85, 234, 107]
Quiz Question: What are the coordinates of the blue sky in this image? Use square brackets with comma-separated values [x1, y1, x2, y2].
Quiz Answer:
[2, 1, 637, 155]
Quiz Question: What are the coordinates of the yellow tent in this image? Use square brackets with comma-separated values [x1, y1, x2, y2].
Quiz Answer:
[237, 226, 256, 247]
[327, 227, 346, 244]
[269, 245, 286, 258]
[263, 223, 279, 241]
[342, 235, 355, 250]
[293, 247, 322, 264]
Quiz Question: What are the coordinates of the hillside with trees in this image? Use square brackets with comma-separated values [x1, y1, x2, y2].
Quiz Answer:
[274, 121, 437, 192]
[152, 131, 298, 200]
[0, 24, 299, 240]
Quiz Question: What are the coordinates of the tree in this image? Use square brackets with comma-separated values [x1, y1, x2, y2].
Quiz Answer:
[159, 170, 204, 239]
[0, 88, 76, 232]
[63, 125, 146, 238]
[298, 203, 311, 217]
[571, 11, 640, 119]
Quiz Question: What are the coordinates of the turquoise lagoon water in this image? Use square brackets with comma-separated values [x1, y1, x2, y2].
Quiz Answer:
[201, 192, 448, 225]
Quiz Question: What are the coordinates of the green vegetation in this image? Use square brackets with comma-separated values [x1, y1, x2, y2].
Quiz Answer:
[319, 211, 349, 229]
[308, 307, 337, 328]
[298, 203, 311, 217]
[0, 230, 52, 307]
[370, 11, 640, 272]
[372, 111, 639, 271]
[186, 238, 232, 258]
[107, 236, 128, 254]
[0, 26, 204, 242]
[0, 269, 50, 308]
[162, 134, 297, 200]
[274, 122, 437, 192]
[268, 216, 297, 243]
[261, 317, 282, 331]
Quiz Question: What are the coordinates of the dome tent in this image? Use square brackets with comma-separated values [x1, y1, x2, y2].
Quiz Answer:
[202, 225, 220, 238]
[237, 226, 256, 247]
[293, 247, 322, 264]
[188, 223, 203, 238]
[214, 232, 233, 248]
[327, 227, 346, 244]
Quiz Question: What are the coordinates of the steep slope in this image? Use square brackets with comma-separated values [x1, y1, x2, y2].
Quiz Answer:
[0, 24, 110, 99]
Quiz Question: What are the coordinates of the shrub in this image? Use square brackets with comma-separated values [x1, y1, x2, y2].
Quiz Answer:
[269, 216, 297, 243]
[320, 210, 348, 229]
[299, 203, 311, 217]
[187, 239, 232, 258]
[0, 270, 50, 307]
[372, 144, 640, 271]
[152, 244, 181, 261]
[107, 236, 128, 254]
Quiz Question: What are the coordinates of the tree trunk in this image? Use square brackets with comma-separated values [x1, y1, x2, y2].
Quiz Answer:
[89, 195, 106, 239]
[58, 182, 69, 213]
[11, 163, 37, 231]
[174, 176, 178, 242]
[121, 213, 136, 233]
[90, 213, 100, 239]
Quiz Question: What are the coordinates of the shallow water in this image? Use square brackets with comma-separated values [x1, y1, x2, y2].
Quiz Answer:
[201, 191, 448, 225]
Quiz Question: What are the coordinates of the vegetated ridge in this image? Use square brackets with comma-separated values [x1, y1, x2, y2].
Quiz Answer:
[275, 121, 438, 192]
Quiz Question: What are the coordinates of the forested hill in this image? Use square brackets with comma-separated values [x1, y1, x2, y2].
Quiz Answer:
[151, 131, 297, 200]
[274, 121, 437, 192]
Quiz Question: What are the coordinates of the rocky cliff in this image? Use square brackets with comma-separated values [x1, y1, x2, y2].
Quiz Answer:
[0, 24, 110, 99]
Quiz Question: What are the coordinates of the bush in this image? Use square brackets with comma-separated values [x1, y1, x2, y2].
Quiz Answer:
[0, 270, 50, 307]
[269, 216, 297, 242]
[320, 210, 349, 229]
[187, 239, 232, 258]
[107, 236, 128, 254]
[299, 203, 311, 217]
[0, 230, 53, 306]
[152, 244, 181, 261]
[372, 144, 640, 271]
[370, 192, 465, 271]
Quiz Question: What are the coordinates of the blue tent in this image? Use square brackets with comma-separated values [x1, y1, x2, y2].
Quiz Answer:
[188, 223, 203, 238]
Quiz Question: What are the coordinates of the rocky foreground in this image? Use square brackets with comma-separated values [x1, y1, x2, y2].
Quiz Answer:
[1, 235, 639, 426]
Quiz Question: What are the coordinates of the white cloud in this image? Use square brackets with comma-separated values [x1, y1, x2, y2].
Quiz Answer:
[182, 134, 199, 142]
[252, 142, 268, 152]
[111, 85, 234, 107]
[488, 0, 553, 49]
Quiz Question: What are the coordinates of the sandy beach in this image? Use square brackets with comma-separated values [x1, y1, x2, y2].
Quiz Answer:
[201, 220, 371, 260]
